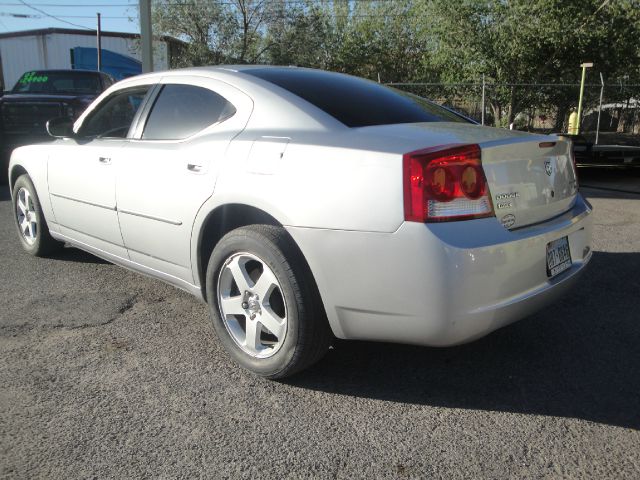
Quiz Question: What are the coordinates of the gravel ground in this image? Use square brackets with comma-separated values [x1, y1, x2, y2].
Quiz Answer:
[1, 172, 639, 479]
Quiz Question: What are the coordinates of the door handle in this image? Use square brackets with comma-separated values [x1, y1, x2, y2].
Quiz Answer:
[187, 163, 202, 172]
[98, 157, 112, 165]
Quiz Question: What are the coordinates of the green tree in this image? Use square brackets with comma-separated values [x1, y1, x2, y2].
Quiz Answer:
[151, 0, 640, 130]
[152, 0, 234, 66]
[424, 0, 640, 127]
[265, 2, 334, 68]
[327, 0, 431, 82]
[152, 0, 278, 65]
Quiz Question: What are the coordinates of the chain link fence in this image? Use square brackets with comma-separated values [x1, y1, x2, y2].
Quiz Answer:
[388, 81, 640, 145]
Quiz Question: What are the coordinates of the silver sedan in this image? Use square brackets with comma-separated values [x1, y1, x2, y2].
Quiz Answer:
[8, 66, 592, 378]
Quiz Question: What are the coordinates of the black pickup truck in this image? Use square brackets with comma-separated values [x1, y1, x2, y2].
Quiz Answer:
[1, 69, 114, 182]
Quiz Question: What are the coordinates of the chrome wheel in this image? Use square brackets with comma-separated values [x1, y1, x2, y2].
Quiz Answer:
[217, 252, 288, 358]
[16, 187, 37, 245]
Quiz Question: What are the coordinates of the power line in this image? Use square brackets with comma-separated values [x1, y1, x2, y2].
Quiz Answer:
[0, 2, 134, 5]
[0, 12, 38, 17]
[17, 0, 93, 29]
[0, 0, 410, 5]
[1, 11, 128, 18]
[0, 0, 433, 24]
[5, 10, 417, 20]
[58, 15, 129, 19]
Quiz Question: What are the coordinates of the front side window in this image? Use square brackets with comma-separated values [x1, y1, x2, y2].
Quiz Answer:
[79, 86, 149, 138]
[142, 84, 236, 140]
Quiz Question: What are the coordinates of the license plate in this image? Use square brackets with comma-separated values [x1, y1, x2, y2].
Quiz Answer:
[546, 236, 572, 278]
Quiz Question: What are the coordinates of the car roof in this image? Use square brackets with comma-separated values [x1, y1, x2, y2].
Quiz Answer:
[109, 66, 471, 131]
[181, 65, 302, 73]
[92, 65, 347, 132]
[115, 65, 326, 82]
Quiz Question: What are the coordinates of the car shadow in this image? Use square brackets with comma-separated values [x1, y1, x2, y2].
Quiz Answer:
[288, 251, 640, 430]
[49, 246, 110, 264]
[0, 185, 10, 201]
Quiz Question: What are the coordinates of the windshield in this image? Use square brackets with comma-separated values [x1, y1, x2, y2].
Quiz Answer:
[12, 71, 101, 95]
[244, 68, 471, 127]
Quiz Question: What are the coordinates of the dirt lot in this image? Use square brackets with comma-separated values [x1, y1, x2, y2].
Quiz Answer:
[1, 170, 639, 479]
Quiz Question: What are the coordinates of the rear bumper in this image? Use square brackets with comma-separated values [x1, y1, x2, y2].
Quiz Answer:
[287, 194, 592, 346]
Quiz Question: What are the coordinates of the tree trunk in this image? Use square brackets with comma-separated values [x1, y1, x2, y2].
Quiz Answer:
[491, 102, 501, 127]
[507, 85, 516, 125]
[617, 97, 632, 133]
[554, 104, 568, 132]
[238, 0, 249, 62]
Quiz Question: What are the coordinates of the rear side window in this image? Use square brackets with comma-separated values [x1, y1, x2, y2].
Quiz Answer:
[244, 68, 469, 127]
[142, 84, 236, 140]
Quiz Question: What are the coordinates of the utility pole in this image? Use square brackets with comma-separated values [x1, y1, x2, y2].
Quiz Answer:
[139, 0, 153, 73]
[481, 74, 485, 126]
[576, 62, 593, 135]
[96, 13, 102, 71]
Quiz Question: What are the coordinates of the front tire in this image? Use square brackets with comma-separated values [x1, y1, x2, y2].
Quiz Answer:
[206, 225, 331, 378]
[12, 174, 63, 256]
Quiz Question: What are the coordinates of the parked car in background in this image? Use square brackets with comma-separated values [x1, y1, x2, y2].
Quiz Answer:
[8, 66, 592, 378]
[557, 133, 640, 168]
[0, 69, 114, 182]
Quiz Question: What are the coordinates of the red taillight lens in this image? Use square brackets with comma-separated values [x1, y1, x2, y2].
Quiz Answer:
[403, 144, 494, 222]
[426, 164, 456, 201]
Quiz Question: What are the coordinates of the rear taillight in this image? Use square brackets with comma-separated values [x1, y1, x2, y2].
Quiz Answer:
[403, 144, 494, 222]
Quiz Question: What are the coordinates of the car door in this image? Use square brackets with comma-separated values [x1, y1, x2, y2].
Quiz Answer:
[115, 75, 252, 283]
[47, 84, 152, 258]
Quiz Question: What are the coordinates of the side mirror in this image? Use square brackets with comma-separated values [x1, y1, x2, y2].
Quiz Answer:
[46, 116, 75, 138]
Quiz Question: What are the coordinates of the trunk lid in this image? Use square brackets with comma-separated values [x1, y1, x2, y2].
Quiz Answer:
[355, 122, 578, 229]
[480, 137, 578, 229]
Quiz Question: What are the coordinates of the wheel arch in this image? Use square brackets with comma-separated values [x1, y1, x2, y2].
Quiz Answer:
[7, 146, 55, 225]
[195, 202, 336, 346]
[195, 203, 317, 305]
[9, 164, 28, 192]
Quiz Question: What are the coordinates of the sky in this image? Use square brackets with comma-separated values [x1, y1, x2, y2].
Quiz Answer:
[0, 0, 140, 34]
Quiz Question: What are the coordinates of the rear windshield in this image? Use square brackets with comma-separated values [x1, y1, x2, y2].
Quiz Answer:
[13, 71, 102, 95]
[244, 68, 470, 127]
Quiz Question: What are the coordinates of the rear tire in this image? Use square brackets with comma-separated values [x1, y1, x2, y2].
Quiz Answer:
[12, 174, 63, 256]
[206, 224, 331, 379]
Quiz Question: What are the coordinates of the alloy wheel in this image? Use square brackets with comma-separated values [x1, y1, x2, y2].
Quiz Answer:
[217, 252, 288, 358]
[16, 187, 37, 245]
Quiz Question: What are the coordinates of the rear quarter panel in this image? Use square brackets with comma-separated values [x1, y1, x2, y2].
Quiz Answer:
[211, 130, 406, 233]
